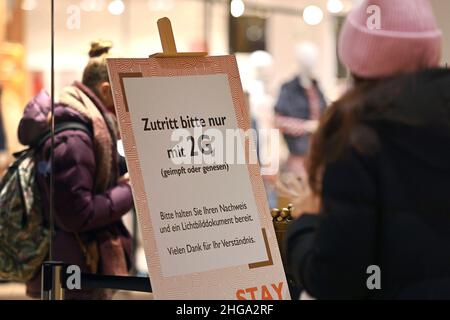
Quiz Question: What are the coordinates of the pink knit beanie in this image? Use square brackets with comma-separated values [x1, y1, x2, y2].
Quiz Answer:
[338, 0, 442, 78]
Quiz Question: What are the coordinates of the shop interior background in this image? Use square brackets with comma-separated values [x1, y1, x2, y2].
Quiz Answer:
[0, 0, 449, 299]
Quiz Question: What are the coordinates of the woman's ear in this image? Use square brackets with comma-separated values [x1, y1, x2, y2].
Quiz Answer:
[99, 82, 111, 98]
[98, 81, 115, 112]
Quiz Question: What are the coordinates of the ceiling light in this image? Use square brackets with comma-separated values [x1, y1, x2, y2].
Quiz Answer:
[148, 0, 175, 11]
[21, 0, 38, 11]
[303, 5, 324, 26]
[327, 0, 344, 14]
[108, 0, 125, 16]
[231, 0, 245, 18]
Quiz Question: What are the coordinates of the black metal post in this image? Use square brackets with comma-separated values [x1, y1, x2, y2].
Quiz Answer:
[49, 0, 55, 262]
[41, 262, 68, 300]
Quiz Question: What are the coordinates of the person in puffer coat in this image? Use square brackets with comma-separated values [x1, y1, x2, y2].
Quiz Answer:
[286, 0, 450, 300]
[19, 41, 133, 299]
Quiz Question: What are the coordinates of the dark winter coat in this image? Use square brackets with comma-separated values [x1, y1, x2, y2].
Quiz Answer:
[286, 68, 450, 300]
[19, 83, 133, 299]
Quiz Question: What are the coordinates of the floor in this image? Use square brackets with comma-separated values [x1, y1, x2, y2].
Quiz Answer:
[0, 282, 154, 300]
[0, 283, 32, 300]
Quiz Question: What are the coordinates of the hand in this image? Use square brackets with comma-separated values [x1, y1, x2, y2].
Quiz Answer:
[275, 174, 321, 219]
[118, 173, 130, 185]
[290, 190, 321, 219]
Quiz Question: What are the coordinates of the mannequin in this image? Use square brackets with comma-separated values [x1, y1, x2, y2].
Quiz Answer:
[296, 42, 317, 88]
[248, 50, 278, 208]
[274, 41, 327, 178]
[248, 50, 274, 120]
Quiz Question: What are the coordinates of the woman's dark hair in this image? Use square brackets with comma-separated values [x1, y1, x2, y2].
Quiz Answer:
[82, 40, 113, 96]
[307, 77, 384, 194]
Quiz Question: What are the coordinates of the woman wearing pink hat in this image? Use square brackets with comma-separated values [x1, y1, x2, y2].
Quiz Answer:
[286, 0, 450, 299]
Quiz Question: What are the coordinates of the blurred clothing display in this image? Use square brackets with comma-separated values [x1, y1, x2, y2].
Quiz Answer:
[275, 77, 327, 177]
[0, 85, 9, 178]
[0, 85, 6, 151]
[247, 51, 279, 209]
[0, 42, 28, 154]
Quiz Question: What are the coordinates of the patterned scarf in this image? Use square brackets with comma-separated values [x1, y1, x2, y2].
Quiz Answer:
[58, 84, 114, 193]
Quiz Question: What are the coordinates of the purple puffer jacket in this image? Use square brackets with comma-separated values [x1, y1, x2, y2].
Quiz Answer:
[19, 83, 133, 299]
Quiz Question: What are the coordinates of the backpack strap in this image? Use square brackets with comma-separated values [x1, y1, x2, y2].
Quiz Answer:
[35, 122, 92, 149]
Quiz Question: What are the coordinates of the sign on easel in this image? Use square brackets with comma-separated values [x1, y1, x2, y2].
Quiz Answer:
[107, 18, 289, 300]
